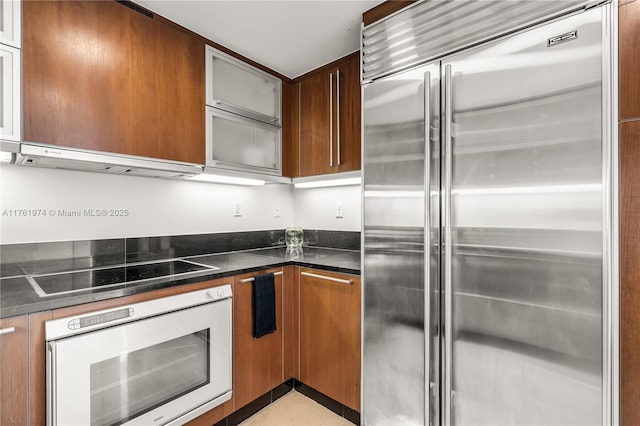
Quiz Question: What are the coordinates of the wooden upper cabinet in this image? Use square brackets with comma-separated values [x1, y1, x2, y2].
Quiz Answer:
[0, 315, 28, 426]
[620, 0, 640, 120]
[298, 52, 361, 177]
[336, 55, 362, 173]
[362, 1, 417, 26]
[22, 0, 205, 164]
[299, 70, 334, 176]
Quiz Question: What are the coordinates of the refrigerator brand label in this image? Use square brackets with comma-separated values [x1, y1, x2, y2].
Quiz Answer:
[548, 30, 578, 47]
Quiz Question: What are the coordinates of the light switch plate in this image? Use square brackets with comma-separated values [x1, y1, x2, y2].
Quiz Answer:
[336, 202, 344, 218]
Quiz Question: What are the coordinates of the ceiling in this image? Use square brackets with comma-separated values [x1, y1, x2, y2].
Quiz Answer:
[134, 0, 382, 79]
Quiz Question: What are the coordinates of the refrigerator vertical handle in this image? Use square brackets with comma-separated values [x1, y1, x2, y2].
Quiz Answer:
[329, 72, 334, 168]
[423, 70, 432, 426]
[337, 69, 341, 166]
[443, 63, 453, 426]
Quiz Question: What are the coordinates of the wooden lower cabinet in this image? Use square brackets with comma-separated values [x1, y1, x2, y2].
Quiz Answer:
[0, 315, 28, 426]
[298, 268, 361, 412]
[621, 120, 640, 426]
[284, 266, 299, 381]
[232, 268, 285, 410]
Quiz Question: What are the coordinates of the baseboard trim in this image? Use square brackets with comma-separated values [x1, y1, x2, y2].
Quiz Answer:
[292, 379, 360, 425]
[214, 382, 292, 426]
[213, 379, 359, 426]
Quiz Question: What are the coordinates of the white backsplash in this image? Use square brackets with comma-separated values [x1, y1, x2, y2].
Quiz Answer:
[293, 185, 361, 232]
[0, 164, 361, 244]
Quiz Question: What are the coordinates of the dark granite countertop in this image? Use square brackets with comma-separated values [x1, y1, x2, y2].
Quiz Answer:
[0, 246, 360, 319]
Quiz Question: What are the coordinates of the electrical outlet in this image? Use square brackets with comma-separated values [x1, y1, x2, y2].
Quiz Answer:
[274, 207, 281, 218]
[336, 202, 344, 218]
[233, 201, 242, 217]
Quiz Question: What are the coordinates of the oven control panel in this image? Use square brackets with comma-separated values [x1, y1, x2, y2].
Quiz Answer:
[67, 308, 134, 330]
[45, 284, 233, 340]
[206, 287, 226, 299]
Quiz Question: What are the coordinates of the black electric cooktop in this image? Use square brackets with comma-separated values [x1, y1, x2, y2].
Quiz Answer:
[27, 260, 217, 297]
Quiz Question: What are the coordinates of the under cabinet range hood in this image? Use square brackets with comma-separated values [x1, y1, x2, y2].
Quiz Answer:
[15, 143, 203, 179]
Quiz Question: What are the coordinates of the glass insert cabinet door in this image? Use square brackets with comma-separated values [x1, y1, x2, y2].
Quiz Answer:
[205, 106, 281, 175]
[0, 44, 21, 142]
[48, 300, 232, 426]
[205, 45, 281, 125]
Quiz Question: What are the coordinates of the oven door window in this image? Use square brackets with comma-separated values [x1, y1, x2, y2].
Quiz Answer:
[90, 329, 210, 426]
[48, 299, 232, 426]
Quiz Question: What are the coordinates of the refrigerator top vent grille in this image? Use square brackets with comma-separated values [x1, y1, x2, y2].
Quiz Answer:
[361, 0, 599, 82]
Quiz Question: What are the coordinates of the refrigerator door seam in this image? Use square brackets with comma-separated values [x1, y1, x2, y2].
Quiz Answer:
[443, 63, 453, 426]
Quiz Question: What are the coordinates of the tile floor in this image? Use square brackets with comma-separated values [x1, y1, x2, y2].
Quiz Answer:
[239, 390, 353, 426]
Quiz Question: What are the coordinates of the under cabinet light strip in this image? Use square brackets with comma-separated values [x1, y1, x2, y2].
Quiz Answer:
[239, 271, 283, 283]
[0, 152, 14, 163]
[294, 177, 361, 189]
[188, 174, 265, 186]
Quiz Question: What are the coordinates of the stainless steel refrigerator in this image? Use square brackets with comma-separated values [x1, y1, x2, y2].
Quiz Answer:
[362, 2, 615, 425]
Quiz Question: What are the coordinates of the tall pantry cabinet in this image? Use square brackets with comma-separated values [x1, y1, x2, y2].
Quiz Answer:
[619, 1, 640, 425]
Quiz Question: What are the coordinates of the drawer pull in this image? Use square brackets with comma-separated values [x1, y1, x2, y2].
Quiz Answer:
[0, 327, 16, 336]
[301, 271, 353, 284]
[239, 271, 283, 283]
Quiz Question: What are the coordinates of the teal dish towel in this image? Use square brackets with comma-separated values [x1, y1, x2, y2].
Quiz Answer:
[252, 272, 276, 338]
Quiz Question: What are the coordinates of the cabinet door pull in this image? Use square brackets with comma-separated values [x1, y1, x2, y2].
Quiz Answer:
[239, 271, 283, 283]
[212, 99, 280, 126]
[0, 327, 16, 335]
[329, 72, 334, 167]
[336, 69, 341, 166]
[301, 271, 353, 284]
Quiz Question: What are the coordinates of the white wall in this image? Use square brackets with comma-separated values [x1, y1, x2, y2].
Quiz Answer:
[0, 164, 362, 244]
[293, 185, 361, 231]
[0, 164, 294, 244]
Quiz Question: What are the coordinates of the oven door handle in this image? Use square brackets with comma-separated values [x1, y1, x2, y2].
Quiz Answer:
[47, 341, 58, 426]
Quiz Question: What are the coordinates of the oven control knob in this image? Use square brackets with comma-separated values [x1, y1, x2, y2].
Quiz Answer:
[205, 288, 225, 299]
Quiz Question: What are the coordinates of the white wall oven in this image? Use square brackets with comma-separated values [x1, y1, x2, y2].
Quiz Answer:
[46, 285, 232, 426]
